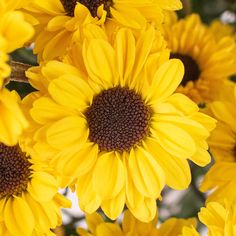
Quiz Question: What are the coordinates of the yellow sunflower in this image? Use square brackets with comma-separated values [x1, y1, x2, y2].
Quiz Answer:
[198, 201, 236, 236]
[23, 27, 215, 222]
[23, 0, 182, 60]
[200, 83, 236, 202]
[200, 162, 236, 203]
[163, 14, 236, 104]
[77, 210, 198, 236]
[205, 82, 236, 162]
[0, 0, 34, 87]
[0, 142, 71, 236]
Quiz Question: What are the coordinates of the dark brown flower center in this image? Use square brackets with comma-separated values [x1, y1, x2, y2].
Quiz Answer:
[233, 146, 236, 161]
[170, 53, 200, 86]
[85, 87, 151, 152]
[0, 144, 31, 199]
[60, 0, 113, 17]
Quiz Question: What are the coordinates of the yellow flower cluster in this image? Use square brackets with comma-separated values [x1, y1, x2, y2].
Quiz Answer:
[0, 0, 236, 235]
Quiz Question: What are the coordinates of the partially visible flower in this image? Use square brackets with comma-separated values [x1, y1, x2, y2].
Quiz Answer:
[181, 226, 200, 236]
[157, 218, 199, 236]
[0, 0, 34, 145]
[0, 89, 28, 146]
[201, 83, 236, 202]
[23, 27, 216, 222]
[206, 82, 236, 162]
[0, 0, 34, 87]
[0, 0, 34, 53]
[198, 201, 236, 236]
[163, 14, 236, 104]
[200, 162, 236, 203]
[23, 0, 182, 61]
[77, 210, 197, 236]
[0, 52, 11, 87]
[0, 141, 71, 236]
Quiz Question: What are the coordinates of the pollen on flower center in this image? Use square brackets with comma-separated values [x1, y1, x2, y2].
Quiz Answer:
[60, 0, 113, 17]
[0, 144, 31, 199]
[85, 87, 151, 152]
[170, 53, 200, 86]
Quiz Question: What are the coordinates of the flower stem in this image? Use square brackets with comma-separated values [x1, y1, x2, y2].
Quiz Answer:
[182, 0, 192, 16]
[9, 61, 31, 83]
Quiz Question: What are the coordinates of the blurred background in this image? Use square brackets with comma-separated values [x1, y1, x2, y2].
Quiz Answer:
[8, 0, 236, 235]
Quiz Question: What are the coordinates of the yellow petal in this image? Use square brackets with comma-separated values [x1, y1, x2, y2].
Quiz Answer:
[63, 143, 98, 177]
[43, 29, 72, 60]
[190, 147, 211, 167]
[22, 193, 52, 232]
[146, 59, 184, 104]
[0, 89, 28, 145]
[96, 223, 123, 236]
[153, 114, 210, 139]
[152, 122, 196, 158]
[28, 172, 58, 202]
[48, 74, 94, 110]
[157, 0, 182, 10]
[166, 93, 199, 115]
[30, 96, 74, 124]
[85, 212, 104, 234]
[128, 147, 165, 198]
[47, 15, 71, 31]
[92, 152, 125, 199]
[30, 0, 64, 14]
[123, 154, 144, 208]
[46, 116, 88, 149]
[0, 198, 6, 221]
[129, 197, 157, 222]
[198, 202, 226, 227]
[42, 60, 81, 80]
[83, 39, 117, 87]
[2, 11, 34, 52]
[145, 137, 191, 189]
[110, 6, 146, 29]
[4, 197, 35, 236]
[131, 27, 155, 82]
[77, 172, 101, 214]
[115, 28, 135, 85]
[211, 101, 236, 132]
[101, 188, 125, 220]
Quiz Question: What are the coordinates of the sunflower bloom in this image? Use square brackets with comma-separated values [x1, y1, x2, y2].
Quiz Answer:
[207, 82, 236, 162]
[201, 162, 236, 203]
[163, 14, 236, 104]
[23, 27, 215, 222]
[200, 83, 236, 202]
[77, 210, 198, 236]
[23, 0, 182, 60]
[198, 201, 236, 236]
[0, 142, 71, 236]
